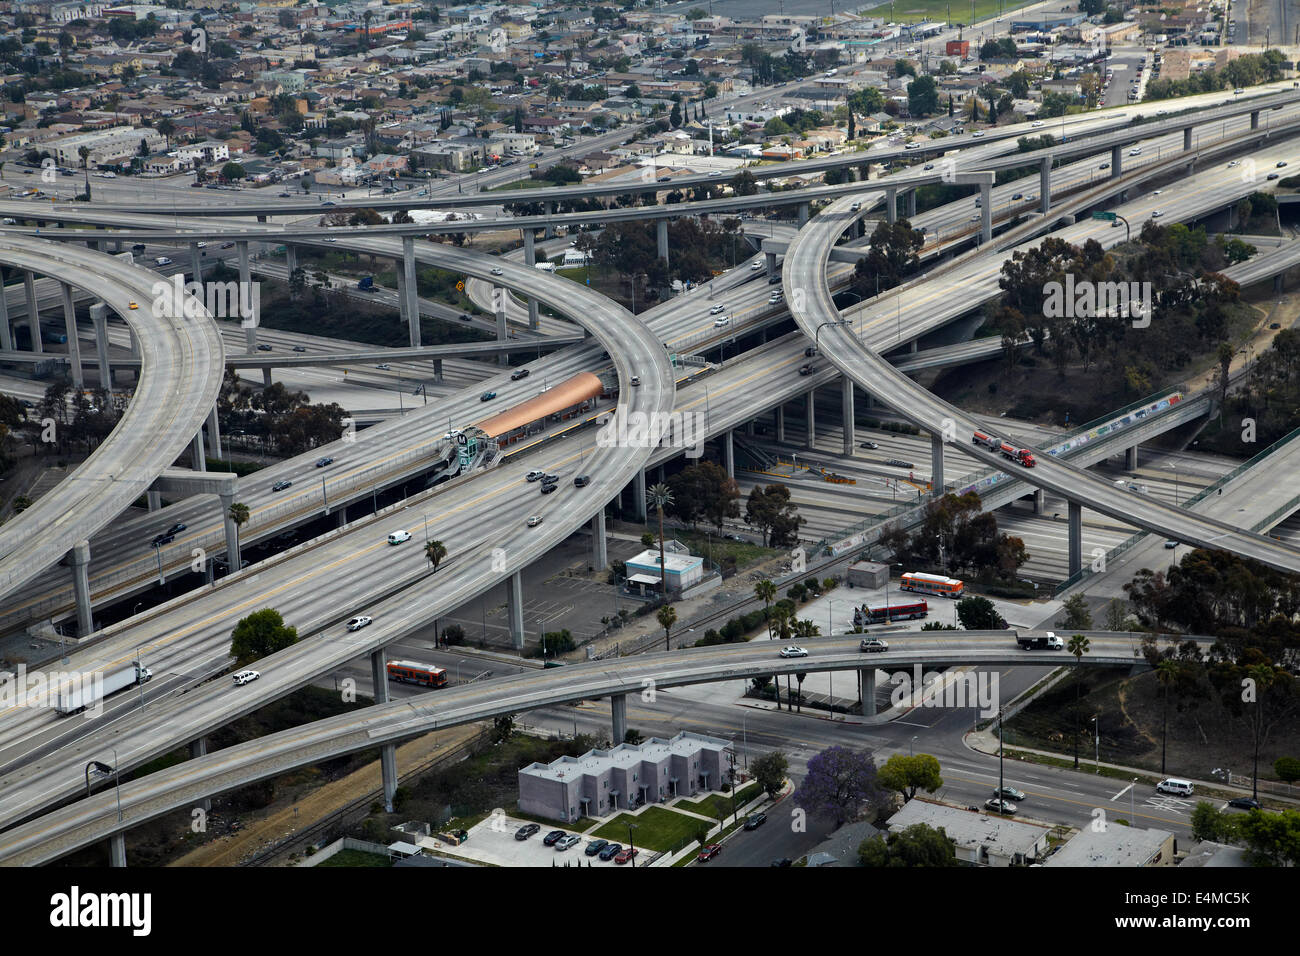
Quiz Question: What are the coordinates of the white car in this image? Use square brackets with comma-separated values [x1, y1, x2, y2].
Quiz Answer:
[387, 530, 411, 544]
[346, 616, 373, 631]
[709, 304, 726, 315]
[713, 316, 730, 328]
[904, 142, 920, 150]
[1228, 160, 1241, 168]
[1030, 121, 1044, 128]
[750, 260, 764, 270]
[779, 646, 808, 658]
[1151, 210, 1162, 218]
[232, 669, 260, 686]
[971, 130, 985, 138]
[526, 470, 545, 482]
[527, 515, 543, 527]
[490, 267, 504, 276]
[1129, 147, 1142, 156]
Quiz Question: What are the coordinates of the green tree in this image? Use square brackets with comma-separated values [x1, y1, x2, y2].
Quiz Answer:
[1068, 633, 1091, 769]
[490, 713, 516, 744]
[907, 74, 939, 117]
[220, 161, 246, 181]
[751, 750, 789, 798]
[230, 608, 298, 664]
[1276, 757, 1300, 784]
[646, 482, 674, 596]
[755, 579, 777, 639]
[1057, 593, 1093, 630]
[956, 596, 1005, 630]
[877, 753, 944, 800]
[859, 824, 958, 866]
[228, 501, 250, 555]
[425, 538, 448, 571]
[744, 483, 804, 547]
[657, 604, 678, 650]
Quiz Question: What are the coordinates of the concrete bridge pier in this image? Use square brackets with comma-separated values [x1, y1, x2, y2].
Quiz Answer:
[285, 244, 297, 280]
[906, 189, 917, 219]
[370, 648, 398, 813]
[189, 738, 212, 812]
[611, 693, 627, 744]
[544, 202, 556, 239]
[859, 667, 877, 716]
[1125, 445, 1139, 471]
[775, 404, 785, 443]
[189, 242, 203, 282]
[207, 406, 222, 459]
[1039, 157, 1052, 214]
[930, 433, 944, 492]
[494, 288, 509, 366]
[1184, 127, 1193, 151]
[402, 237, 420, 348]
[657, 219, 670, 266]
[109, 834, 126, 868]
[508, 571, 525, 649]
[0, 278, 10, 351]
[765, 251, 778, 277]
[70, 539, 93, 637]
[90, 302, 111, 388]
[886, 188, 897, 224]
[1068, 500, 1083, 577]
[1111, 145, 1123, 178]
[980, 182, 992, 244]
[147, 490, 161, 512]
[60, 283, 83, 388]
[723, 429, 735, 477]
[237, 242, 255, 354]
[805, 387, 816, 448]
[591, 510, 607, 571]
[798, 202, 810, 225]
[842, 377, 855, 456]
[191, 431, 206, 472]
[24, 272, 42, 354]
[633, 468, 647, 521]
[523, 229, 540, 331]
[1033, 488, 1045, 514]
[1250, 109, 1260, 130]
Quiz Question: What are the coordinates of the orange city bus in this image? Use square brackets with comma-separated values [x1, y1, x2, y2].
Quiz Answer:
[899, 572, 964, 598]
[386, 659, 449, 688]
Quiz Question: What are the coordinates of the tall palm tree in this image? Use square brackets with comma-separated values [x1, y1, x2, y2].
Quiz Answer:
[1068, 633, 1091, 769]
[656, 604, 677, 650]
[1155, 658, 1178, 775]
[425, 539, 447, 571]
[228, 501, 250, 559]
[645, 482, 673, 598]
[754, 579, 776, 639]
[792, 619, 820, 639]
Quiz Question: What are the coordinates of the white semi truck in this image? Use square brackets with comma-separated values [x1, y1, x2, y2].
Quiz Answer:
[54, 661, 152, 716]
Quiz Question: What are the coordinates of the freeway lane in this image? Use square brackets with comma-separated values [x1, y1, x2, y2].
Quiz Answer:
[0, 629, 1173, 865]
[0, 238, 224, 604]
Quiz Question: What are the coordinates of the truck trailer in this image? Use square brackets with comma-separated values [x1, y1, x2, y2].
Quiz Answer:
[54, 661, 152, 716]
[1016, 633, 1063, 650]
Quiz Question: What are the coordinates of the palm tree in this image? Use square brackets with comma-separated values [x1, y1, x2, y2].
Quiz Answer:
[657, 604, 677, 650]
[645, 482, 673, 599]
[792, 619, 820, 639]
[362, 9, 373, 49]
[425, 539, 448, 571]
[754, 579, 777, 639]
[1068, 633, 1091, 769]
[228, 501, 250, 559]
[1155, 658, 1177, 775]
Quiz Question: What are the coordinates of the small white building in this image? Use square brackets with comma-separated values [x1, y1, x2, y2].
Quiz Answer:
[887, 800, 1050, 866]
[624, 547, 704, 595]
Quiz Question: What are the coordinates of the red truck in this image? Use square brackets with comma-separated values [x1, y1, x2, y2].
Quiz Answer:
[972, 430, 1034, 467]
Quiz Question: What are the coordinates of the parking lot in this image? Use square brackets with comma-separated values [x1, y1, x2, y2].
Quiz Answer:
[443, 814, 632, 867]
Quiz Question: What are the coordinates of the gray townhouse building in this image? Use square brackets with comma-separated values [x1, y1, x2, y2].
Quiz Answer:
[518, 732, 732, 823]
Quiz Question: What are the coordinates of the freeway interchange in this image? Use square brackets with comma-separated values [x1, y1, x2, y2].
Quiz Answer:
[0, 86, 1298, 865]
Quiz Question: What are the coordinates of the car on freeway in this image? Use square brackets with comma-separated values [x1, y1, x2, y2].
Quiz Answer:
[128, 301, 139, 310]
[904, 142, 920, 150]
[850, 201, 861, 212]
[543, 830, 566, 847]
[540, 482, 558, 495]
[971, 130, 985, 138]
[527, 515, 543, 527]
[346, 616, 373, 631]
[780, 645, 808, 658]
[1011, 193, 1023, 201]
[743, 813, 767, 831]
[629, 375, 641, 386]
[713, 316, 730, 328]
[1268, 173, 1281, 181]
[321, 200, 337, 206]
[1031, 120, 1045, 128]
[292, 345, 307, 352]
[859, 638, 889, 652]
[1099, 162, 1110, 169]
[1227, 797, 1261, 811]
[278, 192, 292, 198]
[220, 241, 236, 249]
[799, 364, 816, 375]
[526, 470, 545, 482]
[573, 474, 590, 487]
[599, 842, 623, 861]
[480, 390, 497, 401]
[1129, 147, 1142, 156]
[387, 530, 411, 545]
[1112, 218, 1123, 228]
[232, 670, 260, 686]
[555, 834, 581, 851]
[698, 844, 722, 861]
[151, 533, 174, 547]
[375, 363, 391, 370]
[805, 346, 818, 357]
[923, 163, 934, 171]
[515, 823, 540, 841]
[985, 798, 1017, 814]
[1278, 161, 1289, 169]
[272, 479, 293, 492]
[490, 267, 504, 276]
[859, 440, 878, 449]
[993, 786, 1026, 802]
[1151, 210, 1162, 218]
[166, 523, 187, 536]
[709, 304, 726, 315]
[510, 368, 530, 381]
[750, 260, 764, 270]
[614, 847, 639, 864]
[1228, 160, 1241, 168]
[1234, 88, 1244, 95]
[315, 456, 334, 467]
[768, 275, 782, 284]
[540, 473, 558, 484]
[257, 344, 273, 352]
[459, 313, 472, 322]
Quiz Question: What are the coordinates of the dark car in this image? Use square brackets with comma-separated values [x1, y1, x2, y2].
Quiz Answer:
[514, 823, 541, 841]
[272, 479, 293, 492]
[770, 858, 793, 867]
[151, 533, 174, 547]
[166, 523, 187, 536]
[584, 838, 610, 857]
[510, 368, 530, 381]
[459, 313, 473, 322]
[542, 829, 566, 846]
[804, 346, 817, 357]
[292, 345, 307, 352]
[697, 844, 722, 862]
[540, 482, 558, 495]
[598, 842, 623, 861]
[257, 344, 273, 352]
[1227, 797, 1261, 811]
[743, 813, 767, 831]
[315, 456, 334, 468]
[799, 364, 816, 375]
[574, 474, 590, 487]
[541, 474, 559, 484]
[480, 390, 497, 402]
[768, 275, 781, 284]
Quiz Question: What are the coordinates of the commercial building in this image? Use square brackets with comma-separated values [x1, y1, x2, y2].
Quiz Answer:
[886, 800, 1050, 866]
[1044, 826, 1176, 866]
[624, 546, 704, 595]
[518, 732, 733, 822]
[51, 126, 166, 168]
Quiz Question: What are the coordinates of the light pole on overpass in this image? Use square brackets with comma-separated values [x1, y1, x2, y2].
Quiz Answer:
[814, 318, 847, 355]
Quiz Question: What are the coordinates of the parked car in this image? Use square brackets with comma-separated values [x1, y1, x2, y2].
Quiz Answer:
[599, 842, 623, 861]
[1227, 797, 1261, 811]
[984, 798, 1017, 814]
[743, 813, 767, 831]
[770, 858, 793, 867]
[515, 823, 540, 841]
[614, 846, 639, 864]
[543, 830, 566, 846]
[555, 834, 581, 851]
[585, 838, 610, 856]
[697, 844, 722, 861]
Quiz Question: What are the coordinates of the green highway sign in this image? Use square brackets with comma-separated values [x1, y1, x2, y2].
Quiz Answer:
[1092, 211, 1117, 221]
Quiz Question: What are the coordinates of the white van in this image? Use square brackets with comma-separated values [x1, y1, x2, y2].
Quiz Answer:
[1156, 778, 1193, 796]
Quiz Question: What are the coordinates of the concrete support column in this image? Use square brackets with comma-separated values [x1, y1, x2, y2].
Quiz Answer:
[369, 648, 398, 813]
[841, 377, 855, 456]
[523, 229, 540, 330]
[61, 283, 83, 388]
[128, 326, 139, 357]
[906, 189, 917, 218]
[1250, 110, 1260, 130]
[1111, 145, 1122, 178]
[219, 490, 240, 568]
[980, 182, 992, 244]
[1033, 488, 1045, 514]
[1039, 156, 1052, 214]
[109, 834, 126, 868]
[1125, 445, 1139, 471]
[657, 218, 669, 265]
[147, 490, 161, 512]
[206, 405, 221, 458]
[723, 429, 735, 477]
[930, 432, 944, 492]
[90, 302, 110, 388]
[188, 738, 211, 813]
[775, 404, 785, 443]
[237, 242, 254, 352]
[191, 430, 206, 472]
[633, 468, 647, 521]
[611, 693, 627, 744]
[1275, 274, 1285, 294]
[860, 667, 877, 716]
[0, 278, 12, 352]
[189, 242, 203, 281]
[507, 571, 525, 649]
[1068, 500, 1082, 578]
[285, 244, 298, 279]
[910, 339, 918, 353]
[591, 509, 607, 570]
[70, 539, 92, 637]
[544, 201, 556, 238]
[805, 387, 816, 449]
[261, 367, 272, 388]
[798, 202, 810, 225]
[885, 188, 897, 223]
[1183, 127, 1193, 151]
[433, 358, 444, 382]
[24, 272, 41, 354]
[402, 236, 420, 348]
[765, 251, 777, 276]
[493, 287, 509, 366]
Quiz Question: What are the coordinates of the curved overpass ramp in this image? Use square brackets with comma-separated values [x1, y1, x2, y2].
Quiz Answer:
[0, 238, 224, 602]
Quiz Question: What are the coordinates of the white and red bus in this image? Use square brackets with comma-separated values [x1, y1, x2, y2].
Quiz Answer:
[859, 600, 929, 624]
[900, 572, 964, 598]
[387, 660, 449, 688]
